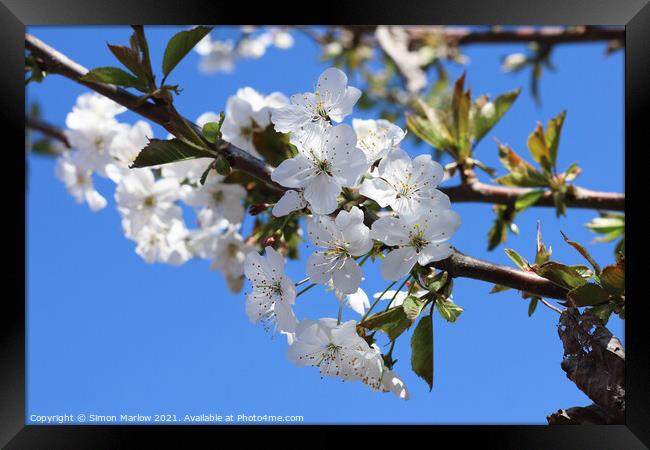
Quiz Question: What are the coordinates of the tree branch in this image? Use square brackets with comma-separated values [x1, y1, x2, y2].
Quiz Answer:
[433, 250, 568, 300]
[26, 116, 70, 148]
[25, 32, 620, 302]
[443, 181, 624, 211]
[25, 33, 286, 194]
[341, 26, 624, 46]
[442, 26, 624, 46]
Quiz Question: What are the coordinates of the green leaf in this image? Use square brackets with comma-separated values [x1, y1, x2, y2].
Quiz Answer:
[570, 265, 594, 279]
[31, 138, 60, 155]
[588, 303, 615, 325]
[564, 162, 581, 181]
[406, 106, 455, 155]
[533, 261, 587, 290]
[560, 231, 601, 274]
[162, 26, 213, 78]
[436, 298, 464, 323]
[199, 163, 213, 185]
[402, 296, 426, 321]
[471, 88, 521, 144]
[202, 118, 224, 144]
[411, 315, 433, 391]
[360, 307, 411, 341]
[567, 283, 610, 307]
[553, 190, 567, 217]
[515, 189, 545, 212]
[528, 297, 539, 316]
[496, 143, 549, 187]
[527, 122, 552, 173]
[130, 26, 156, 88]
[425, 271, 450, 293]
[487, 213, 509, 251]
[504, 248, 529, 270]
[80, 67, 148, 92]
[490, 284, 511, 294]
[214, 155, 232, 176]
[535, 223, 552, 265]
[615, 238, 625, 255]
[586, 215, 625, 243]
[107, 44, 146, 80]
[600, 262, 624, 295]
[131, 138, 216, 168]
[545, 110, 566, 167]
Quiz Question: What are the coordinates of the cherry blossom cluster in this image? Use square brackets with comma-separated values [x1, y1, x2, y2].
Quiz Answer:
[243, 68, 461, 398]
[54, 67, 460, 399]
[54, 91, 286, 292]
[195, 26, 294, 74]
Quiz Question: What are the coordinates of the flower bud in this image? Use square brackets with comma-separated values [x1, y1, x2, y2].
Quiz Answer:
[249, 203, 270, 216]
[502, 53, 527, 72]
[214, 155, 232, 176]
[261, 236, 276, 248]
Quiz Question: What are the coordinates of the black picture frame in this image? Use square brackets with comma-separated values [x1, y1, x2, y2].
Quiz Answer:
[4, 1, 647, 447]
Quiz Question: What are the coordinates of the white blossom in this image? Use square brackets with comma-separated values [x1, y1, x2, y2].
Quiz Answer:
[221, 87, 288, 157]
[65, 93, 128, 177]
[306, 207, 372, 294]
[271, 123, 366, 214]
[195, 36, 236, 73]
[55, 152, 106, 211]
[115, 168, 182, 239]
[352, 118, 406, 166]
[371, 209, 461, 281]
[133, 219, 192, 266]
[344, 288, 370, 316]
[244, 246, 297, 333]
[287, 319, 383, 390]
[268, 27, 294, 49]
[380, 367, 410, 400]
[359, 148, 450, 218]
[238, 36, 268, 59]
[502, 53, 528, 72]
[271, 67, 361, 133]
[108, 120, 154, 170]
[210, 229, 251, 280]
[181, 172, 246, 227]
[160, 158, 212, 183]
[272, 189, 307, 217]
[65, 92, 126, 129]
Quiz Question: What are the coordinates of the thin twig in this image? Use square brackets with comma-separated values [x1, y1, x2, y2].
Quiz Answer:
[25, 116, 70, 148]
[539, 298, 563, 314]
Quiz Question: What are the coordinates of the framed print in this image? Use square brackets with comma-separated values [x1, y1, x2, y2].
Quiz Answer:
[3, 0, 648, 447]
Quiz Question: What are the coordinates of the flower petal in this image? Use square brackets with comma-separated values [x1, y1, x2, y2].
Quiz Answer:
[271, 155, 313, 188]
[303, 174, 341, 215]
[359, 177, 396, 208]
[332, 258, 364, 295]
[272, 190, 307, 217]
[380, 247, 418, 281]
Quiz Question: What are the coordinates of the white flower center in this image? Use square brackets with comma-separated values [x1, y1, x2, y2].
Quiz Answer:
[256, 280, 283, 298]
[311, 91, 331, 122]
[143, 195, 156, 208]
[408, 225, 429, 252]
[93, 136, 106, 153]
[212, 190, 224, 204]
[226, 243, 239, 259]
[313, 157, 332, 176]
[396, 179, 416, 198]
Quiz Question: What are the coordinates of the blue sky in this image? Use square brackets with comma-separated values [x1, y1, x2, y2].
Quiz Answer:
[26, 26, 624, 424]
